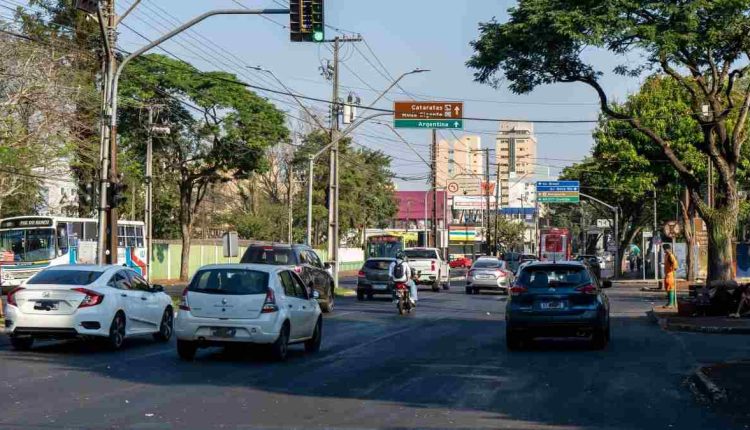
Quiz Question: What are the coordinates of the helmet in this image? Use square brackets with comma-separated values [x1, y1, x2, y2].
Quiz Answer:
[396, 251, 407, 261]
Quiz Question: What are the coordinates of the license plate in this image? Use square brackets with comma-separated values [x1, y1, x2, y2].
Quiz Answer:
[34, 301, 58, 311]
[541, 301, 564, 310]
[211, 327, 236, 338]
[476, 275, 493, 280]
[373, 284, 388, 290]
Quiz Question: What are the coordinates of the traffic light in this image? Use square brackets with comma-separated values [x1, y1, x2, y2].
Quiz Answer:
[81, 182, 96, 205]
[109, 180, 128, 209]
[290, 0, 324, 42]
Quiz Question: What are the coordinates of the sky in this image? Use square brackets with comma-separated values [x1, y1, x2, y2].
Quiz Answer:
[5, 0, 647, 190]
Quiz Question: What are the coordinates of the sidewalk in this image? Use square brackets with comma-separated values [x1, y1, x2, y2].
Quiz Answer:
[687, 360, 750, 424]
[648, 306, 750, 334]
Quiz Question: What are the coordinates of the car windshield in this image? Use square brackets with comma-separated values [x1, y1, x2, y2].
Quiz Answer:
[0, 228, 56, 262]
[365, 260, 393, 270]
[27, 269, 103, 285]
[404, 249, 438, 259]
[518, 266, 591, 289]
[473, 260, 504, 268]
[189, 269, 269, 295]
[241, 247, 297, 265]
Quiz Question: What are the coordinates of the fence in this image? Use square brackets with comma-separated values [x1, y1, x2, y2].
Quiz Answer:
[149, 240, 364, 281]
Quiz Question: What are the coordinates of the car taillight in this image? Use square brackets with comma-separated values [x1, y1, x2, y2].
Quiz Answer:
[358, 270, 365, 277]
[179, 287, 190, 311]
[431, 261, 436, 271]
[293, 266, 303, 274]
[510, 285, 527, 296]
[261, 288, 278, 313]
[6, 287, 24, 306]
[575, 284, 598, 295]
[72, 288, 104, 308]
[495, 270, 505, 278]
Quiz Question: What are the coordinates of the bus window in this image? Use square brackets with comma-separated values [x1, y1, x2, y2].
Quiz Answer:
[57, 224, 69, 254]
[117, 226, 126, 247]
[71, 222, 83, 242]
[135, 226, 144, 247]
[126, 226, 136, 247]
[83, 222, 97, 241]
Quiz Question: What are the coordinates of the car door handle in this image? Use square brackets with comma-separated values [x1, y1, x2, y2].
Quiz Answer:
[120, 293, 127, 297]
[141, 297, 148, 301]
[289, 304, 293, 309]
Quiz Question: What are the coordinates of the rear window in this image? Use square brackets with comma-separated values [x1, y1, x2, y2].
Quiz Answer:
[404, 249, 438, 259]
[365, 260, 393, 270]
[189, 269, 269, 295]
[241, 247, 297, 265]
[473, 260, 504, 269]
[27, 269, 103, 285]
[518, 266, 591, 289]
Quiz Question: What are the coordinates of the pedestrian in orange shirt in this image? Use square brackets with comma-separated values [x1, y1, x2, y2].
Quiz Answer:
[663, 244, 678, 307]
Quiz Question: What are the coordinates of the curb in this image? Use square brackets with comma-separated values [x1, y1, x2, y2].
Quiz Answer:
[687, 367, 728, 403]
[646, 310, 750, 334]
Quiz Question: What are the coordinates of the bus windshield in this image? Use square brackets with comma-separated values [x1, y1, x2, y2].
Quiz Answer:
[0, 228, 56, 262]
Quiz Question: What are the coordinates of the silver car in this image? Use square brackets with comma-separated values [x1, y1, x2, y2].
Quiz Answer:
[466, 258, 514, 294]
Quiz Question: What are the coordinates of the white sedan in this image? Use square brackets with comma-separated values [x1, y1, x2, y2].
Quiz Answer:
[4, 265, 174, 351]
[175, 264, 323, 361]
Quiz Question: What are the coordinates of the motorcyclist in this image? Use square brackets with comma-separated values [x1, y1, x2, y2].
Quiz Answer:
[389, 252, 418, 305]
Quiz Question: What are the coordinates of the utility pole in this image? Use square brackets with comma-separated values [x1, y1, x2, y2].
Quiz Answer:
[484, 148, 491, 253]
[431, 129, 438, 248]
[494, 159, 501, 256]
[654, 189, 659, 284]
[288, 155, 294, 244]
[145, 106, 153, 279]
[326, 35, 362, 290]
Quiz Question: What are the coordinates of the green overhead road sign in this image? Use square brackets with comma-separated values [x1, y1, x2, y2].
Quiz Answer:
[394, 101, 464, 129]
[394, 119, 464, 129]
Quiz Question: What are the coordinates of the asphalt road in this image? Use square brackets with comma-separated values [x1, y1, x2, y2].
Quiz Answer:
[2, 276, 750, 430]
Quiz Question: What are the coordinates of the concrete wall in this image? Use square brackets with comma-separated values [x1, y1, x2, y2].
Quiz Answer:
[149, 241, 364, 281]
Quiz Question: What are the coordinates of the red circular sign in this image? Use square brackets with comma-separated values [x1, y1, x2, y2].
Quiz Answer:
[447, 182, 459, 193]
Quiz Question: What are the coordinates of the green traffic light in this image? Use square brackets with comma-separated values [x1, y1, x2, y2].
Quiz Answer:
[313, 31, 324, 42]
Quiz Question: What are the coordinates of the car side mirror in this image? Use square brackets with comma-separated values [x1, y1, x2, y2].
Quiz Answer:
[312, 290, 320, 300]
[324, 262, 332, 270]
[151, 284, 165, 293]
[602, 280, 613, 289]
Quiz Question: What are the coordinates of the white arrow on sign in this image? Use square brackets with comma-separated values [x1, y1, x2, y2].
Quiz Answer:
[454, 106, 460, 115]
[454, 121, 460, 127]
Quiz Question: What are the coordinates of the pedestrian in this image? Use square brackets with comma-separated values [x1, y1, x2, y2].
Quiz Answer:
[663, 244, 678, 307]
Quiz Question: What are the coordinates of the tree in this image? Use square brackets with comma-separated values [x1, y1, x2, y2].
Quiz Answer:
[119, 54, 289, 280]
[469, 0, 750, 281]
[494, 217, 526, 252]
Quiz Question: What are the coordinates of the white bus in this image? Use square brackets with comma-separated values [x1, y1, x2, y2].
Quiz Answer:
[0, 216, 146, 289]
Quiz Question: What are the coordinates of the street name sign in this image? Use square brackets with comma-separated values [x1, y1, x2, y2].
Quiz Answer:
[394, 101, 464, 129]
[536, 181, 580, 203]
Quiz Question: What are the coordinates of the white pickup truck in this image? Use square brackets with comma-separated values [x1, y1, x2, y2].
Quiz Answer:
[404, 248, 450, 292]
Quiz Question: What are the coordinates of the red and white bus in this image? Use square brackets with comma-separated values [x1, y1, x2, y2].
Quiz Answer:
[539, 228, 572, 262]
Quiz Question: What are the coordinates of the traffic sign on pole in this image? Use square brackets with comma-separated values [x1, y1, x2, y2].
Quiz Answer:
[394, 101, 464, 129]
[536, 181, 580, 203]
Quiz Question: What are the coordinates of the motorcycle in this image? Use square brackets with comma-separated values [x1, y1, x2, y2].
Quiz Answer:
[393, 282, 414, 315]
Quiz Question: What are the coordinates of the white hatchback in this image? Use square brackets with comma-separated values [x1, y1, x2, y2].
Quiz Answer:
[175, 264, 323, 361]
[4, 265, 174, 350]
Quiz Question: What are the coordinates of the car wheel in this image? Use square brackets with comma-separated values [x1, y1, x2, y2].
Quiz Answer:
[10, 336, 34, 351]
[320, 285, 334, 313]
[366, 293, 374, 300]
[465, 287, 472, 295]
[105, 312, 126, 351]
[177, 339, 197, 361]
[304, 318, 322, 353]
[356, 290, 365, 301]
[506, 330, 523, 350]
[474, 288, 480, 295]
[270, 323, 290, 361]
[153, 308, 174, 342]
[432, 280, 440, 292]
[591, 327, 609, 350]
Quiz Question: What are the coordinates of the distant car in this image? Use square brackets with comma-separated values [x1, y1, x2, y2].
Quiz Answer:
[175, 264, 322, 361]
[357, 258, 396, 300]
[516, 259, 536, 276]
[3, 265, 174, 351]
[466, 258, 514, 295]
[240, 243, 335, 313]
[574, 255, 603, 279]
[505, 261, 612, 350]
[449, 256, 472, 269]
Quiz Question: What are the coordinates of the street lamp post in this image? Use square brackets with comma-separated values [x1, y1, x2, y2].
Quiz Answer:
[580, 192, 619, 280]
[98, 7, 290, 263]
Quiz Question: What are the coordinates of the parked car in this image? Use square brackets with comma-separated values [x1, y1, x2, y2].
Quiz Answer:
[3, 265, 174, 351]
[357, 258, 396, 300]
[240, 243, 335, 313]
[574, 255, 603, 280]
[404, 248, 450, 292]
[449, 256, 473, 269]
[175, 264, 322, 361]
[466, 258, 514, 294]
[505, 261, 611, 350]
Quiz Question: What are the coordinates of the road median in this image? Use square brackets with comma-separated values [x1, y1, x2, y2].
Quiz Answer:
[648, 306, 750, 334]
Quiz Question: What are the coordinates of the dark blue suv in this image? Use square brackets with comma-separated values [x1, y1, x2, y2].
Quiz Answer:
[505, 261, 611, 350]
